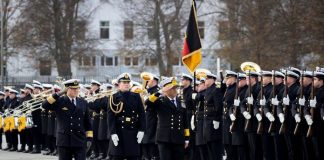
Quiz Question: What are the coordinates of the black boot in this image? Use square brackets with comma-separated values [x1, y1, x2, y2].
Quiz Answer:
[9, 146, 17, 152]
[17, 145, 26, 152]
[43, 150, 53, 155]
[51, 150, 57, 156]
[30, 146, 41, 154]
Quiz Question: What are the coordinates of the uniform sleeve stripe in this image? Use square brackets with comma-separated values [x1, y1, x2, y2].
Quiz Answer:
[86, 131, 93, 138]
[47, 96, 56, 104]
[184, 129, 190, 137]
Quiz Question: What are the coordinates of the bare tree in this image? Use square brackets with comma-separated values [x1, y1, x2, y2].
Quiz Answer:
[114, 0, 191, 76]
[12, 0, 98, 76]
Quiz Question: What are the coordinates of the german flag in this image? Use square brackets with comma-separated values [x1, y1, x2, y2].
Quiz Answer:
[181, 0, 202, 73]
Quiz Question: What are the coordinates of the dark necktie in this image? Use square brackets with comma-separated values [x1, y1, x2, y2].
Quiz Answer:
[171, 99, 177, 108]
[72, 99, 75, 106]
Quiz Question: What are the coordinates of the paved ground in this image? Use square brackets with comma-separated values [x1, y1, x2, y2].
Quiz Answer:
[1, 135, 57, 160]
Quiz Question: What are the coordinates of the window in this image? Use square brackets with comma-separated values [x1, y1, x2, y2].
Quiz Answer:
[147, 21, 154, 39]
[125, 57, 131, 66]
[80, 56, 96, 66]
[106, 57, 113, 66]
[124, 21, 134, 40]
[198, 21, 205, 39]
[132, 57, 139, 66]
[100, 21, 109, 39]
[101, 56, 114, 66]
[145, 57, 157, 66]
[39, 60, 51, 76]
[76, 20, 86, 40]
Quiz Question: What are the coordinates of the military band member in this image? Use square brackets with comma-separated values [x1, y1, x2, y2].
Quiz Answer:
[0, 91, 5, 150]
[17, 89, 27, 152]
[146, 77, 190, 160]
[223, 70, 238, 160]
[4, 89, 20, 151]
[142, 75, 160, 160]
[23, 84, 34, 153]
[304, 71, 324, 160]
[240, 71, 262, 160]
[230, 73, 249, 160]
[29, 83, 44, 154]
[192, 78, 208, 160]
[108, 73, 146, 160]
[42, 79, 93, 160]
[88, 79, 102, 160]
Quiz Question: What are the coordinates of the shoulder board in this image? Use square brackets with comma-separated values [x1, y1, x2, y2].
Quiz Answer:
[215, 82, 221, 88]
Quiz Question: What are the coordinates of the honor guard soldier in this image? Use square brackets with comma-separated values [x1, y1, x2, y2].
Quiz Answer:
[257, 71, 275, 160]
[203, 71, 225, 160]
[278, 69, 302, 160]
[240, 71, 262, 160]
[108, 73, 146, 160]
[0, 91, 5, 149]
[42, 79, 93, 160]
[4, 89, 20, 151]
[146, 77, 190, 160]
[304, 70, 324, 159]
[192, 78, 208, 160]
[88, 79, 102, 160]
[229, 73, 249, 160]
[291, 71, 313, 159]
[180, 73, 199, 160]
[223, 70, 238, 160]
[142, 74, 160, 160]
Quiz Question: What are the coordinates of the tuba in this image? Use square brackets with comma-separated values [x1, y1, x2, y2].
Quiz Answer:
[240, 62, 261, 73]
[140, 72, 154, 89]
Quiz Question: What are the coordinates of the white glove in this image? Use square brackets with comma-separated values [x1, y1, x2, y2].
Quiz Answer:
[271, 96, 279, 106]
[234, 99, 240, 107]
[243, 111, 251, 120]
[305, 115, 313, 125]
[230, 114, 236, 121]
[266, 112, 275, 122]
[247, 96, 254, 105]
[256, 113, 262, 122]
[294, 114, 301, 123]
[192, 93, 197, 100]
[310, 97, 317, 108]
[283, 96, 290, 106]
[143, 95, 148, 102]
[298, 96, 305, 106]
[137, 131, 144, 144]
[278, 113, 285, 123]
[259, 96, 266, 106]
[190, 115, 195, 130]
[111, 134, 119, 146]
[213, 121, 220, 130]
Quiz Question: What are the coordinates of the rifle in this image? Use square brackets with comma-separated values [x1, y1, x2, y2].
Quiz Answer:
[244, 71, 252, 132]
[229, 73, 240, 132]
[257, 73, 264, 134]
[294, 71, 304, 135]
[306, 71, 315, 137]
[268, 70, 276, 133]
[279, 70, 288, 135]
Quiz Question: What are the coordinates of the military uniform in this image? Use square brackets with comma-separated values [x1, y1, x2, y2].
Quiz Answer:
[203, 80, 225, 160]
[88, 88, 101, 159]
[108, 73, 146, 160]
[194, 88, 208, 160]
[223, 82, 236, 160]
[255, 72, 275, 160]
[23, 93, 34, 153]
[142, 85, 160, 160]
[304, 71, 324, 160]
[146, 77, 190, 160]
[277, 70, 302, 160]
[239, 72, 262, 160]
[4, 89, 20, 151]
[42, 79, 93, 160]
[97, 96, 109, 160]
[0, 91, 5, 150]
[229, 82, 248, 160]
[31, 84, 44, 153]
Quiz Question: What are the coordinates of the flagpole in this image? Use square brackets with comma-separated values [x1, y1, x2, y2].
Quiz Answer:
[193, 71, 196, 91]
